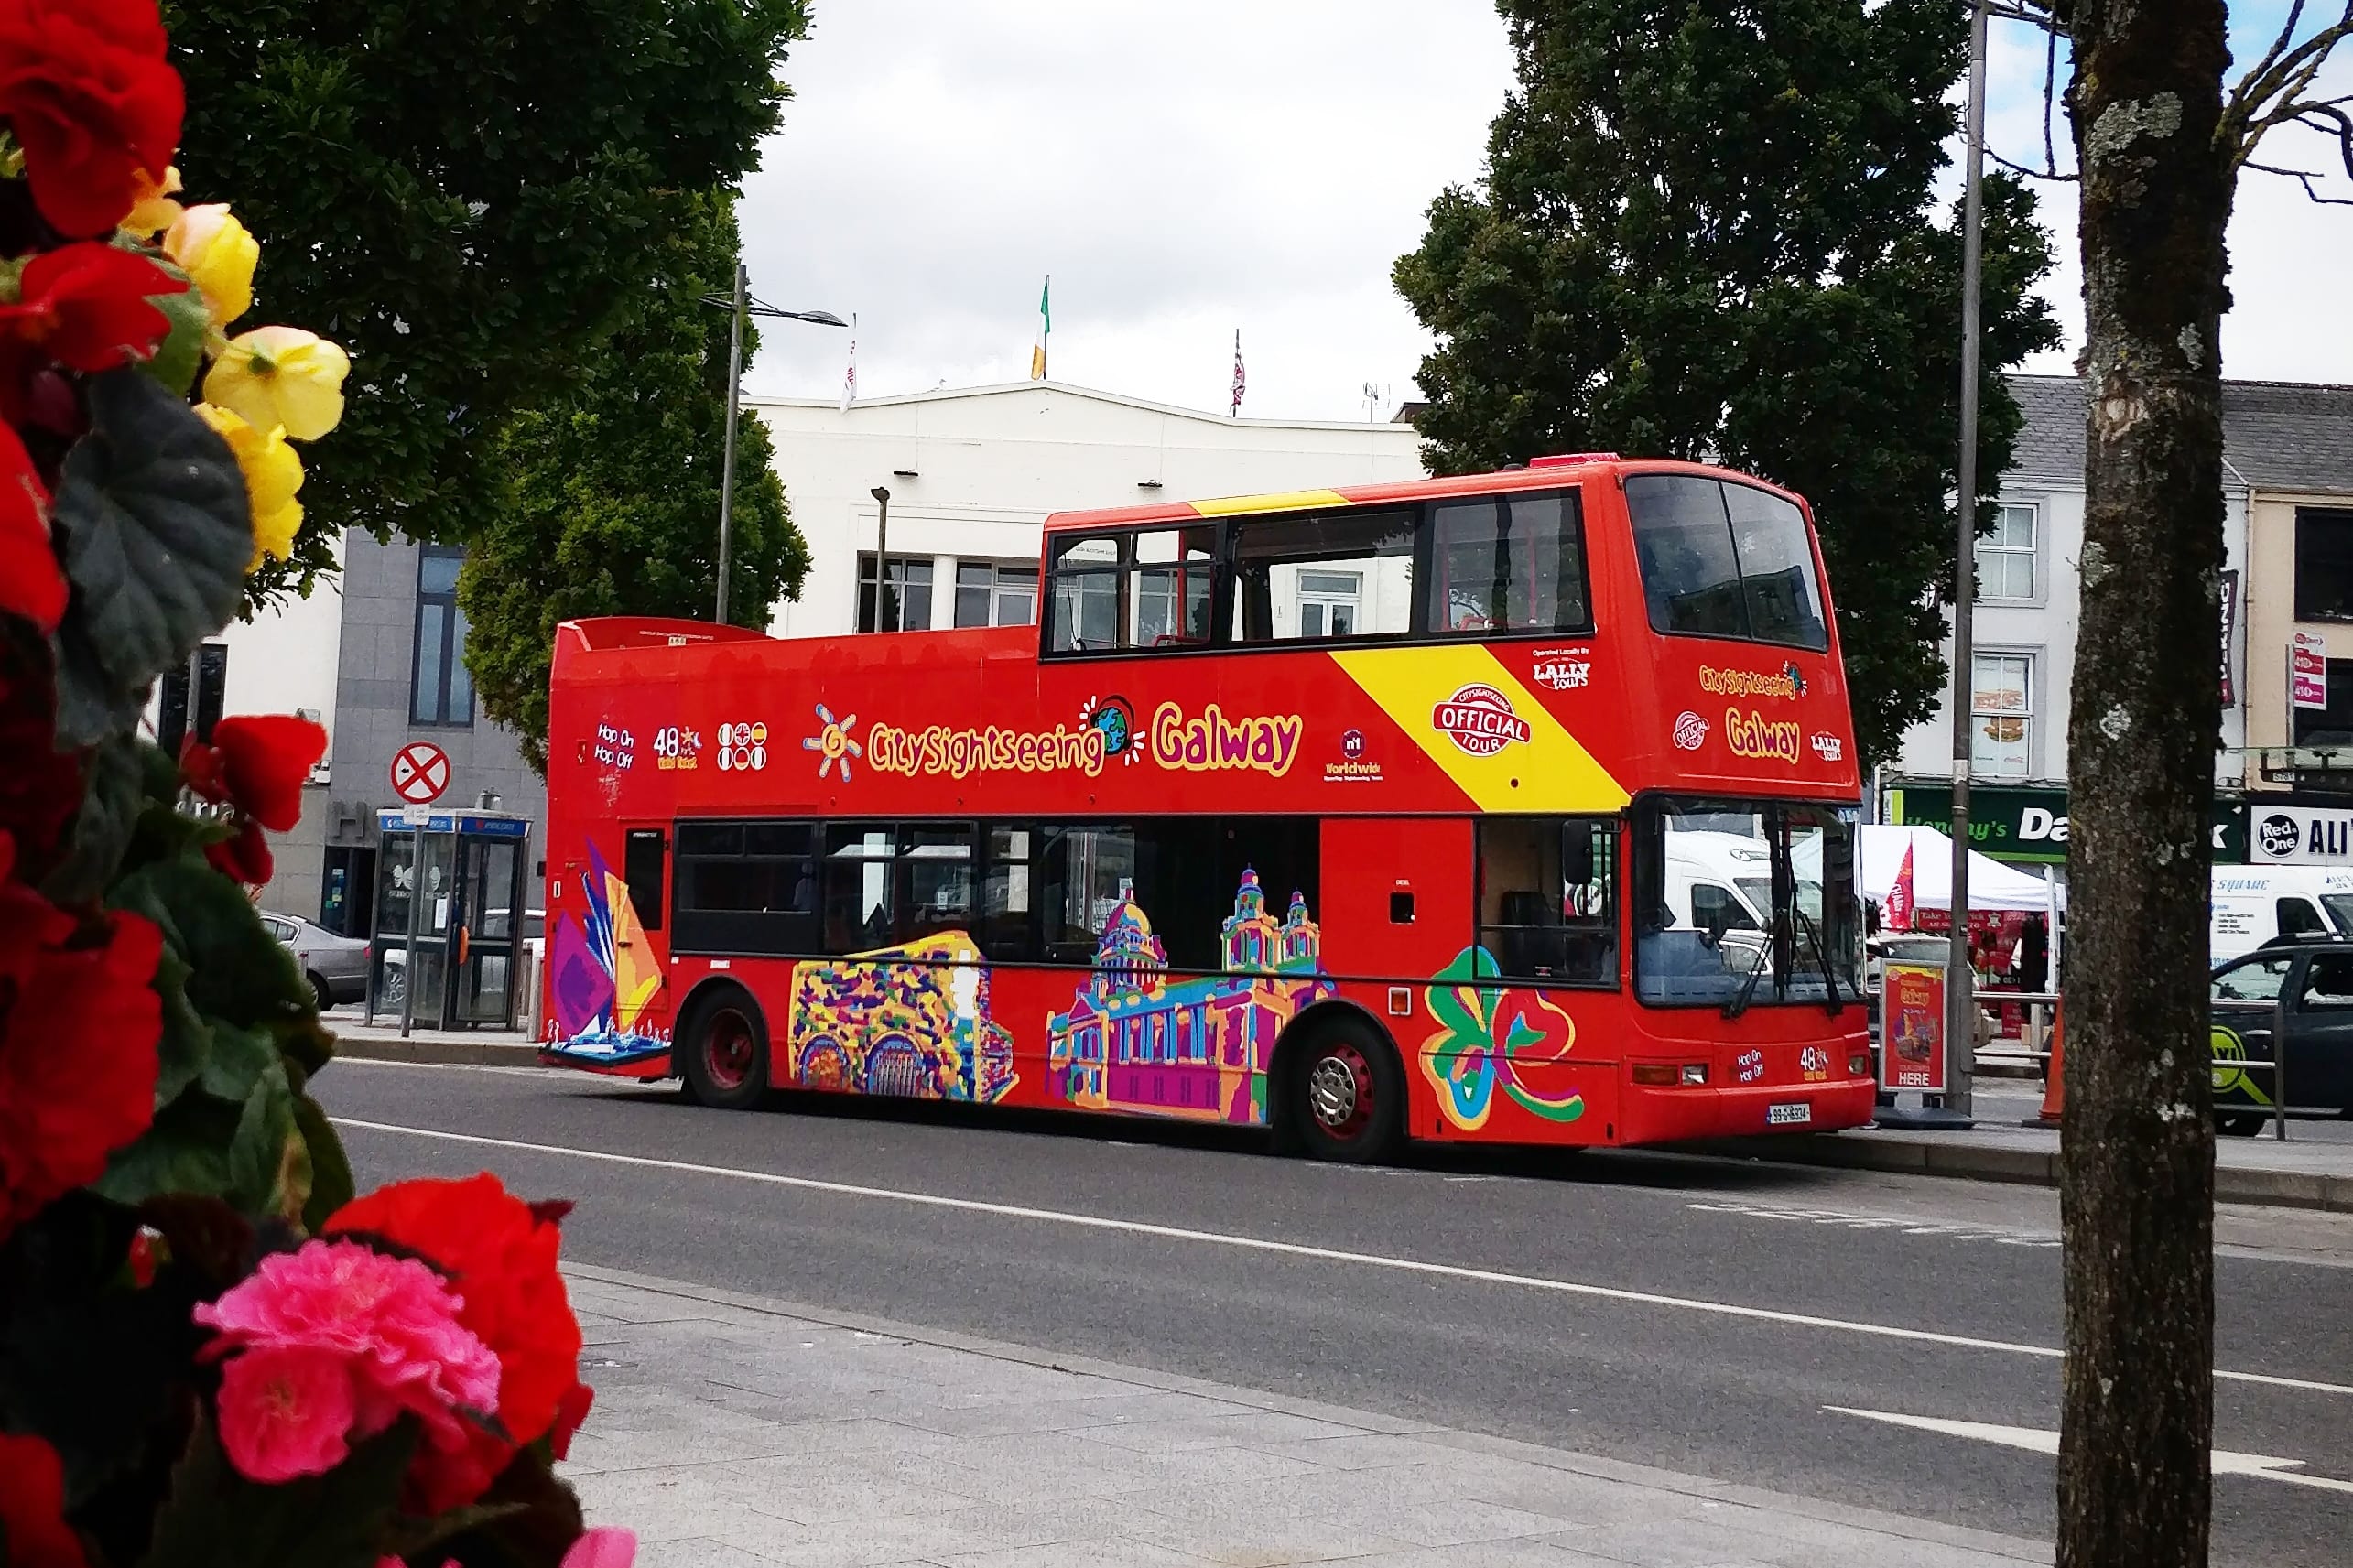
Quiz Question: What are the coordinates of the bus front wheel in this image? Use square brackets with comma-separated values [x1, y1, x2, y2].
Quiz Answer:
[1285, 1019, 1403, 1163]
[679, 989, 771, 1111]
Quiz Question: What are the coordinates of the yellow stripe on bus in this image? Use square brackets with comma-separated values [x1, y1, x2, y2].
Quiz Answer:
[1329, 644, 1630, 814]
[1187, 489, 1351, 517]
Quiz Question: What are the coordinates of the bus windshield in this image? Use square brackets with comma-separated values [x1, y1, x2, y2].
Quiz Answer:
[1634, 798, 1859, 1007]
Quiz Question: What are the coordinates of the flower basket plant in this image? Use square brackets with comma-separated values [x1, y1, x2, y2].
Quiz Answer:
[0, 4, 625, 1563]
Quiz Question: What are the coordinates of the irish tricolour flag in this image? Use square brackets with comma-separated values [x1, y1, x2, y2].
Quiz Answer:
[1030, 276, 1050, 380]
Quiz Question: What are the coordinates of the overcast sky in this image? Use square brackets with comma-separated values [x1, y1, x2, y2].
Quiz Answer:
[740, 2, 2353, 422]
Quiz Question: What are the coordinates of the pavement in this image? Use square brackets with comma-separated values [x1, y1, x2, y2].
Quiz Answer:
[320, 1058, 2353, 1566]
[324, 1019, 2353, 1212]
[560, 1263, 2053, 1568]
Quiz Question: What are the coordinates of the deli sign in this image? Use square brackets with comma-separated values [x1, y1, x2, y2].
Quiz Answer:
[1887, 784, 2249, 864]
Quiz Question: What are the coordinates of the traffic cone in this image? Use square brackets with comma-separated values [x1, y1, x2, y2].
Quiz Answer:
[2033, 1004, 2064, 1126]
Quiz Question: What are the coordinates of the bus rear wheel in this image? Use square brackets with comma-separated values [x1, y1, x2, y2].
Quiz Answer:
[679, 990, 770, 1110]
[1286, 1019, 1403, 1163]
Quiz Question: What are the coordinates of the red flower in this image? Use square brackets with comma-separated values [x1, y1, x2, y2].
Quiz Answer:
[202, 816, 273, 886]
[0, 853, 163, 1238]
[326, 1174, 587, 1513]
[0, 0, 182, 238]
[0, 243, 184, 374]
[0, 1433, 88, 1567]
[1, 418, 63, 632]
[0, 644, 81, 883]
[181, 715, 325, 832]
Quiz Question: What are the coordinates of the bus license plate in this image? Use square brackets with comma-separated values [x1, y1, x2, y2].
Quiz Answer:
[1766, 1102, 1812, 1126]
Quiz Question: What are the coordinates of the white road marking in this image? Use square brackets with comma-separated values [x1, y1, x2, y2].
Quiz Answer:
[1686, 1198, 2060, 1249]
[329, 1115, 2352, 1399]
[1826, 1407, 2353, 1496]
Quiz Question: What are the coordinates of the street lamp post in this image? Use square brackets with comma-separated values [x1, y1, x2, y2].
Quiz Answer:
[701, 268, 847, 624]
[1945, 0, 1990, 1119]
[870, 485, 894, 630]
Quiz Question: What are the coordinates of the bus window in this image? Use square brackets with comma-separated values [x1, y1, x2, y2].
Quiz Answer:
[980, 826, 1036, 959]
[1042, 826, 1137, 962]
[672, 820, 817, 957]
[1228, 508, 1414, 643]
[1628, 475, 1828, 650]
[821, 824, 895, 952]
[1131, 529, 1215, 648]
[1046, 535, 1121, 652]
[1426, 492, 1591, 634]
[1633, 799, 1859, 1007]
[1723, 484, 1827, 650]
[1477, 817, 1617, 985]
[896, 823, 975, 941]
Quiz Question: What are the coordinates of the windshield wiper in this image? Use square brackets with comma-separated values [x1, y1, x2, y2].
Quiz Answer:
[1793, 907, 1845, 1017]
[1720, 938, 1769, 1021]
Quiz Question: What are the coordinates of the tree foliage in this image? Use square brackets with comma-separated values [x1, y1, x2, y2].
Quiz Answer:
[1394, 0, 2059, 766]
[458, 193, 808, 773]
[162, 0, 811, 603]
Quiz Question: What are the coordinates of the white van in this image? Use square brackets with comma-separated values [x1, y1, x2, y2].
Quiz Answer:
[2209, 867, 2353, 964]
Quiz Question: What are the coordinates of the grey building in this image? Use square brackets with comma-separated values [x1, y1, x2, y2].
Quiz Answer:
[314, 533, 545, 935]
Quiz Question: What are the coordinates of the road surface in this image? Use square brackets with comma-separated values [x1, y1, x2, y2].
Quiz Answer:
[317, 1060, 2353, 1566]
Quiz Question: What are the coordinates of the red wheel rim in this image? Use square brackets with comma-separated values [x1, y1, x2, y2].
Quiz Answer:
[1306, 1043, 1373, 1141]
[704, 1009, 756, 1092]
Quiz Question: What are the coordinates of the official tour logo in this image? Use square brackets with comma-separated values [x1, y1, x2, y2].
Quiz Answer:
[1431, 684, 1533, 756]
[1672, 710, 1708, 751]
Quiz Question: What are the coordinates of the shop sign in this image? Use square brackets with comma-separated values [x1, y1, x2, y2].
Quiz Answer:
[2293, 632, 2328, 710]
[1880, 962, 1947, 1093]
[2249, 803, 2353, 865]
[2219, 569, 2238, 707]
[1887, 784, 2248, 864]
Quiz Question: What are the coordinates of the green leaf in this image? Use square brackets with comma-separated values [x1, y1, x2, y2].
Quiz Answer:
[38, 733, 148, 905]
[93, 1088, 240, 1209]
[290, 1090, 354, 1233]
[148, 945, 211, 1106]
[49, 370, 252, 748]
[226, 1055, 296, 1216]
[143, 1414, 415, 1568]
[110, 859, 311, 1028]
[144, 259, 213, 398]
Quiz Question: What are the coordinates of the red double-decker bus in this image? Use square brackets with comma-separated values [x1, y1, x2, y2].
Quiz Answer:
[537, 455, 1874, 1160]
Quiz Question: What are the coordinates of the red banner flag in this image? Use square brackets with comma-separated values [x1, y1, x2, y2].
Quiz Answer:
[1886, 840, 1915, 932]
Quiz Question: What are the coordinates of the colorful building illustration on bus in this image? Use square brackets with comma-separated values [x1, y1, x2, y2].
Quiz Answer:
[784, 932, 1016, 1102]
[545, 843, 668, 1070]
[1047, 869, 1331, 1123]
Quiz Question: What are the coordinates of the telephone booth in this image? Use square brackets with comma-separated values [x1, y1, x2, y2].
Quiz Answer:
[366, 809, 533, 1030]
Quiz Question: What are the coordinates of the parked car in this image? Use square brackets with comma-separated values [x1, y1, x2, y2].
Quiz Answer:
[262, 913, 371, 1011]
[2207, 940, 2353, 1132]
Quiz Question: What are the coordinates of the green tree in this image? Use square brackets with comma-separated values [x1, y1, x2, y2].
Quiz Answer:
[163, 0, 810, 600]
[458, 194, 808, 771]
[1394, 0, 2058, 766]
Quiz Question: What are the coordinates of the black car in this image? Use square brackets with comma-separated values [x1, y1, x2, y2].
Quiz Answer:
[2208, 940, 2353, 1132]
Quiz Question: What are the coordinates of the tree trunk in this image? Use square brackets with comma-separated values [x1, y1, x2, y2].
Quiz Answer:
[2060, 3, 2232, 1564]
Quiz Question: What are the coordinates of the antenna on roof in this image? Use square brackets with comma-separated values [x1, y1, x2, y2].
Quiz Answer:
[1361, 381, 1390, 422]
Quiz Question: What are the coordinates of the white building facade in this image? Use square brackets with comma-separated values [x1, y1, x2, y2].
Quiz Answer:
[753, 382, 1426, 641]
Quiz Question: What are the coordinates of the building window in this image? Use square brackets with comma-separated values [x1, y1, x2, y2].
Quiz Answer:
[954, 563, 1037, 628]
[410, 546, 473, 727]
[2294, 508, 2353, 622]
[2293, 658, 2353, 746]
[1296, 571, 1362, 638]
[857, 554, 933, 633]
[1970, 653, 2033, 778]
[1978, 503, 2036, 601]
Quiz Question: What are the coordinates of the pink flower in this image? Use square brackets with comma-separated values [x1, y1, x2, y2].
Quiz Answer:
[195, 1239, 501, 1485]
[215, 1346, 354, 1482]
[562, 1529, 637, 1568]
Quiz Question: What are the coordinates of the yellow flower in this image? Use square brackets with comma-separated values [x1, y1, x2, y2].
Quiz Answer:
[164, 203, 259, 328]
[196, 403, 306, 569]
[123, 167, 184, 237]
[203, 326, 350, 442]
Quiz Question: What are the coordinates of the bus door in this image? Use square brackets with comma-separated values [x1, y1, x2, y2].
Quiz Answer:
[619, 825, 673, 1036]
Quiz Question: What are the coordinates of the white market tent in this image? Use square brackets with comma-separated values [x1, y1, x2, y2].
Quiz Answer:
[1859, 824, 2061, 914]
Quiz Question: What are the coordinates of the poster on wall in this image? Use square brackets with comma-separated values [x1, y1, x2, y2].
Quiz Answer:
[2293, 632, 2328, 710]
[2219, 569, 2238, 706]
[1880, 962, 1947, 1094]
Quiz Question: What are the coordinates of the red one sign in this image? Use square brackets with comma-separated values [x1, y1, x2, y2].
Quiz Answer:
[390, 741, 450, 805]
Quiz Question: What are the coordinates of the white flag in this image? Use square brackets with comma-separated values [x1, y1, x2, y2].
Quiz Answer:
[840, 313, 858, 412]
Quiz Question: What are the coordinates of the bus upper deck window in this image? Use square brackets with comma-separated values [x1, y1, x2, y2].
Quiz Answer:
[1227, 508, 1414, 643]
[1628, 475, 1828, 651]
[1426, 491, 1591, 635]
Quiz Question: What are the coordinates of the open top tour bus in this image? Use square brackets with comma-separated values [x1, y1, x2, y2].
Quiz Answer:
[537, 455, 1874, 1160]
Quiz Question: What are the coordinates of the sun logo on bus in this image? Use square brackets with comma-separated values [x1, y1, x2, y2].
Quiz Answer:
[802, 703, 862, 780]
